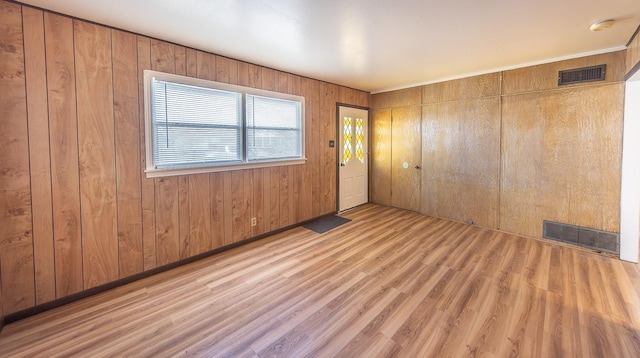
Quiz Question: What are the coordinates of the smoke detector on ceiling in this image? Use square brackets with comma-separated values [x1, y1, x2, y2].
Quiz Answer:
[589, 20, 615, 32]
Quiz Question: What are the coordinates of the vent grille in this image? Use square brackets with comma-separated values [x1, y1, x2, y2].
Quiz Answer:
[558, 64, 606, 85]
[543, 220, 619, 254]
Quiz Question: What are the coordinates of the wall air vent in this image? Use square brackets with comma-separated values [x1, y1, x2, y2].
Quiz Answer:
[558, 64, 606, 85]
[543, 220, 619, 254]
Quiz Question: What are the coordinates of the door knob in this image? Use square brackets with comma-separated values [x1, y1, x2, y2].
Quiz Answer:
[415, 165, 421, 169]
[340, 163, 346, 167]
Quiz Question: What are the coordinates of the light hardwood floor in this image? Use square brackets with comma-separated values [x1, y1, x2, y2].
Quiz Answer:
[1, 204, 639, 357]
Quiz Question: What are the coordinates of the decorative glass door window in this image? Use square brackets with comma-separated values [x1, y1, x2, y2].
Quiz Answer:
[355, 117, 364, 163]
[343, 116, 353, 163]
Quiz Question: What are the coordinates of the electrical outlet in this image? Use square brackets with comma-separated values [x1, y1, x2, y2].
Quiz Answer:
[251, 217, 256, 226]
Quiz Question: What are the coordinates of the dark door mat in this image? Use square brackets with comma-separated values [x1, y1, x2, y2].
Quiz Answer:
[303, 215, 352, 234]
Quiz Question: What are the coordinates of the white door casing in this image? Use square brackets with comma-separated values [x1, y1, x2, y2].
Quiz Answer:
[339, 106, 368, 211]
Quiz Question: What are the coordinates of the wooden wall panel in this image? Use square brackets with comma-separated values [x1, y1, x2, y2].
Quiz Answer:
[228, 59, 239, 85]
[231, 171, 245, 243]
[186, 48, 197, 78]
[178, 176, 190, 259]
[628, 29, 640, 75]
[1, 1, 370, 317]
[238, 62, 249, 87]
[288, 75, 302, 224]
[223, 172, 233, 246]
[355, 90, 371, 108]
[391, 106, 422, 212]
[421, 98, 501, 228]
[174, 45, 186, 77]
[261, 68, 275, 89]
[155, 177, 179, 266]
[249, 64, 262, 88]
[500, 84, 624, 238]
[370, 109, 392, 206]
[279, 168, 290, 227]
[210, 173, 225, 249]
[23, 7, 55, 305]
[269, 167, 281, 231]
[370, 87, 421, 109]
[44, 12, 83, 298]
[0, 1, 35, 315]
[216, 56, 229, 83]
[243, 170, 254, 239]
[289, 165, 301, 224]
[189, 174, 212, 256]
[112, 29, 143, 278]
[422, 73, 501, 104]
[75, 20, 118, 289]
[252, 168, 265, 236]
[307, 79, 322, 218]
[502, 51, 626, 95]
[277, 71, 288, 92]
[196, 51, 214, 81]
[340, 87, 356, 105]
[137, 36, 156, 271]
[320, 82, 339, 214]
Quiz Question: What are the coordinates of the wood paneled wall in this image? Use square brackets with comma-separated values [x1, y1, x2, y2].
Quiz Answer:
[421, 73, 501, 228]
[370, 88, 422, 208]
[0, 0, 369, 316]
[500, 52, 625, 238]
[371, 51, 626, 241]
[370, 109, 392, 206]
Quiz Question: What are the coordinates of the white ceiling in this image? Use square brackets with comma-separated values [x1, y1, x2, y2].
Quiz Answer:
[18, 0, 640, 93]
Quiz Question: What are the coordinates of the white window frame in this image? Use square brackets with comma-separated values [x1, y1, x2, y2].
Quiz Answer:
[144, 70, 306, 178]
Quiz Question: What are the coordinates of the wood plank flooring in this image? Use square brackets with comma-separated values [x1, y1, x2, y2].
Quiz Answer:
[1, 204, 640, 357]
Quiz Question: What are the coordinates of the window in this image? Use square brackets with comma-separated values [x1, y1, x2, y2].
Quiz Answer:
[144, 71, 305, 177]
[246, 94, 302, 161]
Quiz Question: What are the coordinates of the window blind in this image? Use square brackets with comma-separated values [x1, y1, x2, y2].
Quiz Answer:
[246, 94, 302, 161]
[152, 80, 242, 168]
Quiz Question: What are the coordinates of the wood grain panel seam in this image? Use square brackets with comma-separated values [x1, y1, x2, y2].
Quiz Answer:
[421, 95, 502, 105]
[497, 93, 503, 231]
[371, 104, 423, 111]
[109, 28, 121, 279]
[40, 6, 57, 298]
[500, 81, 624, 97]
[26, 5, 57, 303]
[71, 18, 86, 291]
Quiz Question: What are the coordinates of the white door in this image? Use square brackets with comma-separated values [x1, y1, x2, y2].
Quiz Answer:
[339, 106, 368, 211]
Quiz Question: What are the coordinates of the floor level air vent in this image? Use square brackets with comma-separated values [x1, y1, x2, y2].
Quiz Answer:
[543, 220, 619, 254]
[558, 64, 606, 85]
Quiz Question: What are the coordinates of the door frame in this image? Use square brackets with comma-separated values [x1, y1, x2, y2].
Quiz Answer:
[336, 103, 370, 212]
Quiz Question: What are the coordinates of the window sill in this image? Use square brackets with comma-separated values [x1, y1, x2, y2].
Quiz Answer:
[145, 158, 307, 178]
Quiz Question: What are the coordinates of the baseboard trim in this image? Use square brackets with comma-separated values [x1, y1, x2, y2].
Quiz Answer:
[3, 212, 335, 325]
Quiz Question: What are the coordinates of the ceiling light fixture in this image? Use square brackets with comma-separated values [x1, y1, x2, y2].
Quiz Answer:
[589, 20, 615, 32]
